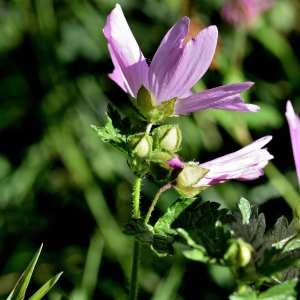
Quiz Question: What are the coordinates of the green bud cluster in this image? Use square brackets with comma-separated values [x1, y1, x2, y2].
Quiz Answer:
[126, 124, 182, 177]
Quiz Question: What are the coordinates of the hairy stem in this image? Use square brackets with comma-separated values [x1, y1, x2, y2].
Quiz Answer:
[129, 177, 142, 300]
[132, 177, 142, 218]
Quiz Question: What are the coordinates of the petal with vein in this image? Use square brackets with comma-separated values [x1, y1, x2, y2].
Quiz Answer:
[149, 25, 218, 103]
[195, 136, 273, 186]
[174, 82, 258, 114]
[148, 17, 189, 103]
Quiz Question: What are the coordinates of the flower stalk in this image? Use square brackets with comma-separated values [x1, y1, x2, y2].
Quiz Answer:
[145, 183, 173, 224]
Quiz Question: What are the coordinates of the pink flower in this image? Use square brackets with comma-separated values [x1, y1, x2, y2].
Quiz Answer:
[285, 101, 300, 187]
[221, 0, 272, 27]
[168, 136, 273, 188]
[103, 4, 259, 117]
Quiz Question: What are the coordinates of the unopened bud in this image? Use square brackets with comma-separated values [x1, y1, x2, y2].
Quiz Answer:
[225, 239, 253, 267]
[153, 125, 182, 153]
[128, 133, 152, 158]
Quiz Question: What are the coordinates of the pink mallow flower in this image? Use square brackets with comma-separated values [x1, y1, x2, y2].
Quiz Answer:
[285, 101, 300, 187]
[168, 136, 273, 189]
[221, 0, 272, 27]
[103, 4, 259, 117]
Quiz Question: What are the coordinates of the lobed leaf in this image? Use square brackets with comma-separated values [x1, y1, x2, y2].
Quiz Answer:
[91, 114, 127, 152]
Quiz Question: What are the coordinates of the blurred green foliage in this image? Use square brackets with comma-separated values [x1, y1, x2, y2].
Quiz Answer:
[0, 0, 300, 299]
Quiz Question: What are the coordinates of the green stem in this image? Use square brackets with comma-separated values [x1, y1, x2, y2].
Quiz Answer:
[145, 183, 172, 224]
[129, 240, 141, 300]
[129, 177, 142, 300]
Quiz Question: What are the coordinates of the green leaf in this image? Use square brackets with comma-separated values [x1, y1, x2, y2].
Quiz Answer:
[106, 104, 144, 135]
[28, 272, 63, 300]
[283, 237, 300, 252]
[154, 197, 195, 235]
[91, 114, 127, 152]
[258, 280, 297, 300]
[231, 208, 266, 250]
[238, 198, 251, 225]
[6, 244, 43, 300]
[176, 228, 210, 263]
[269, 217, 296, 248]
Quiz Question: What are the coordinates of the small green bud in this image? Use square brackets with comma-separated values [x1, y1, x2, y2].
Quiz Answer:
[174, 163, 209, 197]
[152, 125, 182, 153]
[128, 133, 152, 158]
[225, 239, 253, 267]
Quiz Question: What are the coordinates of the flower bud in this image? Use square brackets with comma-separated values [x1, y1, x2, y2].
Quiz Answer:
[128, 133, 152, 158]
[225, 239, 253, 267]
[152, 125, 182, 153]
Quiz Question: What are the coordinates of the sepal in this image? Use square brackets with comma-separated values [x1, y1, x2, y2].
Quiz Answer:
[136, 86, 176, 123]
[174, 163, 209, 197]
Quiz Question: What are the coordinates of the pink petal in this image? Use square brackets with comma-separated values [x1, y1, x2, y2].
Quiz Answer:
[195, 136, 273, 186]
[174, 82, 258, 114]
[107, 44, 130, 93]
[165, 26, 218, 99]
[103, 4, 149, 97]
[148, 23, 218, 103]
[148, 17, 190, 103]
[286, 101, 300, 187]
